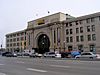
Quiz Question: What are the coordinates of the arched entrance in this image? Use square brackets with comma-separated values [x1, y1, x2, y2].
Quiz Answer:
[37, 34, 50, 54]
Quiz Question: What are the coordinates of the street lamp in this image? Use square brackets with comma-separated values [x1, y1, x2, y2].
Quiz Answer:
[63, 41, 66, 52]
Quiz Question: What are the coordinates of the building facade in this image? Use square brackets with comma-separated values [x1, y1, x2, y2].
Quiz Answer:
[6, 12, 100, 54]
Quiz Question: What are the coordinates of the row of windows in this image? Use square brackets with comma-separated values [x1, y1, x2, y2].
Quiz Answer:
[6, 42, 26, 47]
[66, 25, 95, 35]
[66, 34, 96, 43]
[66, 16, 100, 27]
[7, 37, 26, 42]
[6, 32, 26, 38]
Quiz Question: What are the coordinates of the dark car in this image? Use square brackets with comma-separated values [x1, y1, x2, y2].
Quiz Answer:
[2, 52, 17, 57]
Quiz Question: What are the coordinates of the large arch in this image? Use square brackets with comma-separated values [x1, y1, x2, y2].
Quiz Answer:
[37, 34, 50, 54]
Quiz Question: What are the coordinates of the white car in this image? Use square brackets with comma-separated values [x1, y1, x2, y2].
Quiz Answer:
[75, 52, 97, 59]
[44, 52, 55, 58]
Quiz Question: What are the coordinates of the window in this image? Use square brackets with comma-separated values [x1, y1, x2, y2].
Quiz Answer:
[17, 38, 19, 41]
[99, 16, 100, 21]
[87, 34, 91, 41]
[66, 23, 68, 27]
[76, 36, 79, 42]
[76, 28, 79, 33]
[91, 18, 95, 22]
[91, 25, 95, 31]
[69, 22, 72, 26]
[92, 34, 96, 41]
[79, 20, 83, 24]
[87, 26, 91, 32]
[7, 44, 9, 47]
[7, 39, 9, 42]
[90, 45, 96, 52]
[86, 19, 90, 23]
[66, 37, 69, 43]
[21, 37, 24, 41]
[66, 29, 69, 35]
[70, 36, 73, 42]
[70, 29, 73, 34]
[80, 27, 83, 33]
[75, 21, 78, 25]
[10, 44, 12, 47]
[13, 38, 16, 42]
[10, 39, 12, 42]
[17, 43, 19, 46]
[80, 35, 84, 42]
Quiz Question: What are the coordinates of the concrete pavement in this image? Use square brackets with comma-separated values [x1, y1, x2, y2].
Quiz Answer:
[0, 56, 100, 75]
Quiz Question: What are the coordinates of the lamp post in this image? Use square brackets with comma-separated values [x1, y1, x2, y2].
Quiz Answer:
[63, 41, 65, 52]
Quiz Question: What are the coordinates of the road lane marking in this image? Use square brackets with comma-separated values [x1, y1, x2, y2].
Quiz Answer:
[16, 61, 25, 64]
[0, 64, 4, 65]
[27, 68, 47, 73]
[50, 65, 70, 68]
[0, 73, 6, 75]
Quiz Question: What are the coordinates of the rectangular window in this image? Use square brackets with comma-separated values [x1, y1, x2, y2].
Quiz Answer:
[91, 25, 95, 31]
[87, 34, 91, 41]
[91, 18, 95, 22]
[66, 29, 69, 35]
[66, 23, 68, 27]
[75, 21, 78, 25]
[76, 28, 79, 33]
[70, 36, 73, 42]
[87, 26, 91, 32]
[76, 36, 79, 42]
[92, 34, 96, 41]
[79, 20, 83, 24]
[70, 29, 73, 34]
[80, 27, 83, 33]
[80, 35, 84, 42]
[86, 19, 90, 23]
[69, 22, 72, 26]
[99, 16, 100, 21]
[66, 37, 69, 43]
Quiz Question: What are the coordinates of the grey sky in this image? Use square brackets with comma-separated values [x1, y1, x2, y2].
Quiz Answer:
[0, 0, 100, 48]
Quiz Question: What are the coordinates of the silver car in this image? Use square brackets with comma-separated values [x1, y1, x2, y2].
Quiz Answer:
[75, 52, 97, 59]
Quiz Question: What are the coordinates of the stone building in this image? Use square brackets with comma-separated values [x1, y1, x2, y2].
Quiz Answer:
[6, 12, 100, 54]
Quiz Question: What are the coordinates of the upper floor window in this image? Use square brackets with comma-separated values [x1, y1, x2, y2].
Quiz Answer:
[98, 16, 100, 21]
[70, 29, 73, 34]
[76, 36, 79, 42]
[87, 34, 91, 41]
[92, 34, 96, 41]
[91, 18, 95, 22]
[79, 20, 83, 24]
[66, 37, 69, 43]
[66, 23, 68, 27]
[69, 22, 72, 26]
[87, 26, 91, 32]
[10, 39, 12, 42]
[66, 29, 69, 35]
[70, 36, 73, 42]
[80, 35, 84, 42]
[86, 19, 90, 23]
[80, 27, 83, 33]
[91, 25, 95, 31]
[75, 21, 78, 25]
[76, 28, 79, 33]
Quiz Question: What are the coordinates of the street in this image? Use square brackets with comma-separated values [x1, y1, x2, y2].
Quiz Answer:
[0, 56, 100, 75]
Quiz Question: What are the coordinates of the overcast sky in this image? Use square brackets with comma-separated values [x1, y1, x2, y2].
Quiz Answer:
[0, 0, 100, 48]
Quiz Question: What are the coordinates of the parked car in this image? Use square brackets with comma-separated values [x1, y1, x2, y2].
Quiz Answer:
[29, 53, 36, 58]
[44, 52, 56, 58]
[75, 52, 97, 59]
[2, 52, 17, 57]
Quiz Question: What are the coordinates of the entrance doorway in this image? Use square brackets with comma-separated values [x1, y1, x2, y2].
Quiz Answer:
[37, 34, 50, 54]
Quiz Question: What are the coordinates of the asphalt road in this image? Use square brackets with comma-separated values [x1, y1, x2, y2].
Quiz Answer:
[0, 56, 100, 75]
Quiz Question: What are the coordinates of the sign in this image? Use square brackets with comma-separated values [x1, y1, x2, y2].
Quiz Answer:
[37, 19, 45, 25]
